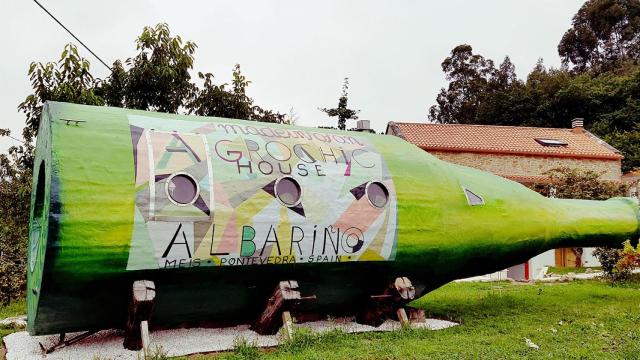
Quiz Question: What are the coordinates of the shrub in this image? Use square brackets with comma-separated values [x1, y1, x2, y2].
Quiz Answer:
[593, 247, 629, 281]
[617, 240, 640, 272]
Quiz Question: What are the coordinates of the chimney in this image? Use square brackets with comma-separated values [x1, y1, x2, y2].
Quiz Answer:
[356, 120, 371, 132]
[571, 118, 584, 133]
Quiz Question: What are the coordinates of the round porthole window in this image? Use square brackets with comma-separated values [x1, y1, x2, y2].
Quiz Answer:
[366, 181, 389, 208]
[275, 176, 302, 207]
[166, 173, 200, 206]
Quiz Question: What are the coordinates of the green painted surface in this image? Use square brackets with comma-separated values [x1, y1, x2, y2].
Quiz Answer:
[27, 102, 640, 335]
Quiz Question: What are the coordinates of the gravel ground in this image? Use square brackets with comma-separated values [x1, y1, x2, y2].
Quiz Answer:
[3, 318, 457, 360]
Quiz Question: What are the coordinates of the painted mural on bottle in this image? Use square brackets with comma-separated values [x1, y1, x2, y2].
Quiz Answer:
[126, 115, 398, 270]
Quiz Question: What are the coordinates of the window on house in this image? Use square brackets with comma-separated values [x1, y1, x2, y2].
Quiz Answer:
[535, 138, 568, 147]
[463, 187, 485, 206]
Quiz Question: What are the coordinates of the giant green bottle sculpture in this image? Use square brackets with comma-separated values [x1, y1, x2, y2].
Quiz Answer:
[27, 102, 639, 335]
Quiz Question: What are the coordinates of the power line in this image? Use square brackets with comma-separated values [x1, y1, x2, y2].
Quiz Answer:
[32, 0, 111, 71]
[6, 135, 25, 144]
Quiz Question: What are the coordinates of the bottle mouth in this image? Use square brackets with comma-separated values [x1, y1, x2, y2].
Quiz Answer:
[607, 196, 640, 215]
[605, 197, 640, 240]
[28, 158, 49, 334]
[30, 160, 47, 272]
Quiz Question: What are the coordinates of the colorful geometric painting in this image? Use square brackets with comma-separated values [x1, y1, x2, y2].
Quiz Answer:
[126, 116, 398, 270]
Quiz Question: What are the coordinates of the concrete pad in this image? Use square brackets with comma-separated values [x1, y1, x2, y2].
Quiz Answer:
[3, 317, 458, 360]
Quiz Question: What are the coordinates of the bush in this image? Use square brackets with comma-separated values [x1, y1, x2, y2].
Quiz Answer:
[617, 240, 640, 272]
[532, 167, 627, 200]
[593, 247, 629, 281]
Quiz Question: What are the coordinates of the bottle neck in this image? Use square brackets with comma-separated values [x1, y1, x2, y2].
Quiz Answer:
[545, 197, 639, 249]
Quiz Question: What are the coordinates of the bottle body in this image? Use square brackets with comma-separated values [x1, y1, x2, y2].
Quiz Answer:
[27, 102, 639, 334]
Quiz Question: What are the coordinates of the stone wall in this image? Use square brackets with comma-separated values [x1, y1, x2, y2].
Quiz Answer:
[429, 150, 622, 181]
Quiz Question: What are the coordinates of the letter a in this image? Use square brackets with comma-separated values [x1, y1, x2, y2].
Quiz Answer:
[162, 223, 192, 258]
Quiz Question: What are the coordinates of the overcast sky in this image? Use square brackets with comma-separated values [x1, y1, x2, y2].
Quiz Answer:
[0, 0, 584, 154]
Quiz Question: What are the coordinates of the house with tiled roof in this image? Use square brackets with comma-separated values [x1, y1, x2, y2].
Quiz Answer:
[386, 118, 623, 183]
[386, 118, 624, 278]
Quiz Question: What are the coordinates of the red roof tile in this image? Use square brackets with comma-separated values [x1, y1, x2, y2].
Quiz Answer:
[500, 174, 552, 184]
[387, 122, 622, 160]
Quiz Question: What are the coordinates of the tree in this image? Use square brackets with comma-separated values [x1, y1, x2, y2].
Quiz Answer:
[428, 45, 496, 123]
[16, 44, 105, 169]
[319, 78, 360, 130]
[603, 131, 640, 172]
[0, 130, 31, 304]
[558, 0, 640, 71]
[188, 65, 286, 123]
[97, 23, 285, 123]
[98, 23, 196, 113]
[475, 56, 530, 126]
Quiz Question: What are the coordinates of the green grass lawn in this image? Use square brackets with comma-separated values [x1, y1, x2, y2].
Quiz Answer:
[183, 277, 640, 360]
[2, 278, 640, 360]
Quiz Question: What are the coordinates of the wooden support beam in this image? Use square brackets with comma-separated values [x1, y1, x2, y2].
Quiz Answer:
[356, 294, 393, 327]
[252, 280, 300, 335]
[396, 308, 409, 326]
[281, 311, 294, 340]
[406, 307, 426, 323]
[39, 331, 97, 354]
[393, 277, 416, 301]
[123, 280, 156, 351]
[252, 280, 315, 335]
[357, 277, 416, 327]
[140, 320, 150, 358]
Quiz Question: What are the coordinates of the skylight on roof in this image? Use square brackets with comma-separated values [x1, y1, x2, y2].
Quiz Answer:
[535, 138, 568, 147]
